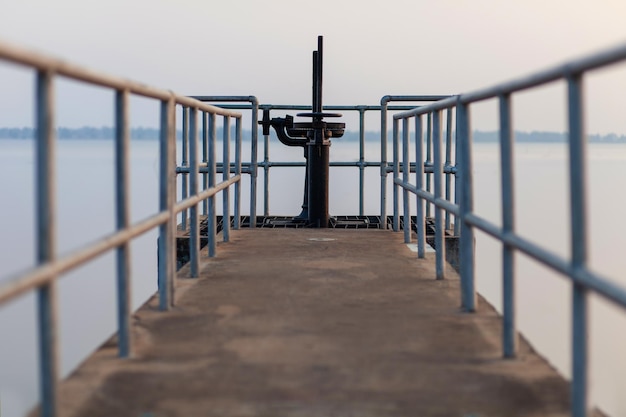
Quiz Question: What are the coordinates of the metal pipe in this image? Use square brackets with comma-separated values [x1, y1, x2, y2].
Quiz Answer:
[458, 101, 476, 312]
[202, 112, 208, 215]
[188, 107, 199, 278]
[359, 107, 366, 216]
[222, 116, 231, 242]
[402, 118, 411, 244]
[426, 113, 432, 218]
[444, 108, 453, 230]
[36, 69, 58, 417]
[234, 117, 242, 229]
[264, 131, 270, 217]
[415, 116, 426, 258]
[114, 89, 132, 358]
[392, 118, 400, 232]
[433, 110, 445, 280]
[499, 93, 517, 358]
[380, 98, 388, 229]
[568, 73, 588, 417]
[208, 113, 217, 257]
[250, 98, 259, 228]
[158, 99, 173, 311]
[181, 107, 189, 230]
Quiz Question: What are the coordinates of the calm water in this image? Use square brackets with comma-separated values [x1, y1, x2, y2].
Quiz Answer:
[1, 139, 626, 416]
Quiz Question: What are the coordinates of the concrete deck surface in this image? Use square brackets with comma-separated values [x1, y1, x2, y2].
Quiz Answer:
[48, 229, 598, 417]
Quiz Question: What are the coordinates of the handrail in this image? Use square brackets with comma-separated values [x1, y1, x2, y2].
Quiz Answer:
[0, 39, 242, 417]
[392, 41, 626, 417]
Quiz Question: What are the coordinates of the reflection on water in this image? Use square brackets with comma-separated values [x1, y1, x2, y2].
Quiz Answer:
[1, 139, 626, 416]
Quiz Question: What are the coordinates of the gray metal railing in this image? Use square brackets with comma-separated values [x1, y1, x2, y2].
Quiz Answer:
[392, 41, 626, 417]
[0, 40, 242, 417]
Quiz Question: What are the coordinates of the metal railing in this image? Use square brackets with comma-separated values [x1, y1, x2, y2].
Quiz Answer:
[0, 40, 242, 417]
[178, 99, 450, 223]
[392, 42, 626, 417]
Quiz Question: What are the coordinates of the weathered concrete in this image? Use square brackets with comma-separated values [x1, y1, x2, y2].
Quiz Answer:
[45, 229, 602, 417]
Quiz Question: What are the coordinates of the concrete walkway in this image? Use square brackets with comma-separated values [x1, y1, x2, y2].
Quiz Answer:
[51, 229, 594, 417]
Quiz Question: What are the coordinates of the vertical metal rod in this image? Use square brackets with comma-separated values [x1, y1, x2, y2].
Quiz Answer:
[208, 113, 217, 257]
[36, 69, 58, 417]
[380, 102, 388, 229]
[458, 101, 476, 311]
[568, 73, 588, 417]
[499, 94, 517, 358]
[359, 108, 365, 216]
[444, 108, 453, 230]
[168, 101, 177, 306]
[264, 132, 270, 217]
[392, 118, 400, 232]
[202, 111, 209, 216]
[234, 116, 242, 229]
[426, 113, 432, 218]
[188, 107, 199, 278]
[433, 110, 445, 280]
[181, 107, 189, 230]
[158, 99, 175, 310]
[222, 115, 231, 242]
[402, 117, 411, 244]
[415, 116, 425, 258]
[114, 89, 132, 358]
[250, 101, 259, 227]
[454, 113, 461, 237]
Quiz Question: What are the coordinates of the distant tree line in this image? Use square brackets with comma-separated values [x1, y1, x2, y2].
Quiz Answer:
[2, 126, 626, 143]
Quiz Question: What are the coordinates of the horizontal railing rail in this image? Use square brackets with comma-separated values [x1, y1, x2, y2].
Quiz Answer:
[392, 41, 626, 417]
[0, 40, 242, 417]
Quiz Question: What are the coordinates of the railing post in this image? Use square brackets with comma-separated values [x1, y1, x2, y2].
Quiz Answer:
[36, 69, 59, 417]
[415, 115, 426, 258]
[499, 93, 517, 358]
[392, 118, 400, 232]
[457, 100, 476, 311]
[568, 73, 589, 417]
[114, 89, 132, 357]
[444, 108, 453, 231]
[189, 107, 199, 278]
[234, 116, 242, 229]
[208, 113, 217, 257]
[426, 113, 432, 219]
[402, 117, 411, 243]
[433, 110, 445, 280]
[263, 110, 271, 217]
[158, 98, 176, 310]
[359, 107, 366, 216]
[380, 99, 388, 229]
[181, 106, 189, 230]
[222, 115, 231, 242]
[202, 111, 209, 216]
[250, 99, 259, 227]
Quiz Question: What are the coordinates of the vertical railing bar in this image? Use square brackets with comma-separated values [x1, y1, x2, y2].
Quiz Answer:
[426, 112, 432, 219]
[392, 118, 400, 231]
[250, 102, 259, 227]
[499, 93, 517, 358]
[415, 116, 425, 258]
[114, 89, 132, 358]
[207, 112, 217, 257]
[359, 108, 365, 216]
[568, 73, 588, 417]
[433, 110, 445, 280]
[380, 102, 388, 229]
[188, 107, 199, 278]
[167, 100, 177, 307]
[458, 100, 476, 311]
[453, 113, 461, 237]
[223, 115, 231, 242]
[202, 111, 209, 216]
[444, 107, 453, 230]
[234, 116, 242, 229]
[36, 69, 58, 417]
[263, 130, 270, 217]
[402, 117, 411, 243]
[181, 106, 189, 230]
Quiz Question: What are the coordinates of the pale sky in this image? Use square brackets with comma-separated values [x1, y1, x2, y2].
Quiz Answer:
[1, 0, 626, 133]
